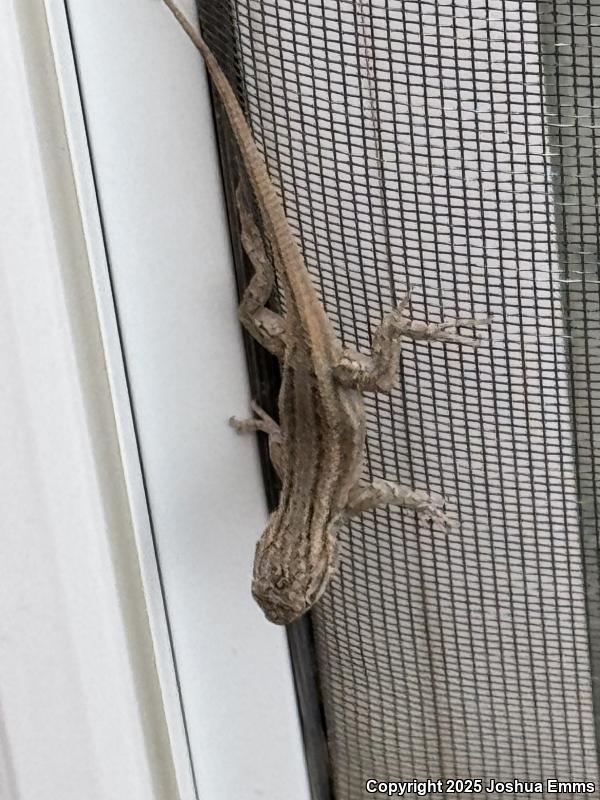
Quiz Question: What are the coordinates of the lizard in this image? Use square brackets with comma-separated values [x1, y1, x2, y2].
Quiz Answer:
[161, 0, 491, 625]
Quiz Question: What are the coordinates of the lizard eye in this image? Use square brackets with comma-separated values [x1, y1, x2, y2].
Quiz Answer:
[268, 562, 288, 590]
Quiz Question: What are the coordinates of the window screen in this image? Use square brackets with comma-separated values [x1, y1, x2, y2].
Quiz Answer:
[196, 1, 600, 797]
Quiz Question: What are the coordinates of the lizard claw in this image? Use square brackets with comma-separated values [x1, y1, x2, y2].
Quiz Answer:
[410, 489, 453, 530]
[229, 415, 248, 433]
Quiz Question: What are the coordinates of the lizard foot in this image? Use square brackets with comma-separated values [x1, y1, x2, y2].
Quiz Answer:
[345, 478, 452, 530]
[229, 402, 280, 436]
[403, 314, 493, 347]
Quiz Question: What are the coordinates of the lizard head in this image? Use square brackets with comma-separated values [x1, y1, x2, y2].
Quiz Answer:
[251, 575, 307, 625]
[251, 525, 341, 625]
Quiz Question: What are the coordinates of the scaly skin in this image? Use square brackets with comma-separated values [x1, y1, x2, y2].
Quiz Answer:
[163, 0, 490, 624]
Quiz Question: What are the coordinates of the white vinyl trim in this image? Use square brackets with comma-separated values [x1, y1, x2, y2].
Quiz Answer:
[43, 2, 199, 797]
[2, 0, 311, 798]
[0, 1, 189, 798]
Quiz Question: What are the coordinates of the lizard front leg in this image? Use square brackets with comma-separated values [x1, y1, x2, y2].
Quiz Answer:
[344, 478, 450, 529]
[236, 186, 287, 359]
[229, 401, 285, 479]
[334, 294, 491, 392]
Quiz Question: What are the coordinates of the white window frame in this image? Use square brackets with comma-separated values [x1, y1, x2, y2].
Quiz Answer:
[1, 1, 309, 797]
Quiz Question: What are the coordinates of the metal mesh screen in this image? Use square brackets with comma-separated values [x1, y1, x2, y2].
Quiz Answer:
[197, 1, 600, 797]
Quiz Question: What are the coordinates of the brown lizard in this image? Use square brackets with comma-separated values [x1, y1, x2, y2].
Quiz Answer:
[162, 0, 490, 625]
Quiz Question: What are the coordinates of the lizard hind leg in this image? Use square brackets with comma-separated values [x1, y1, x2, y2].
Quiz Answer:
[235, 184, 287, 358]
[344, 478, 451, 530]
[333, 293, 491, 393]
[333, 293, 412, 393]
